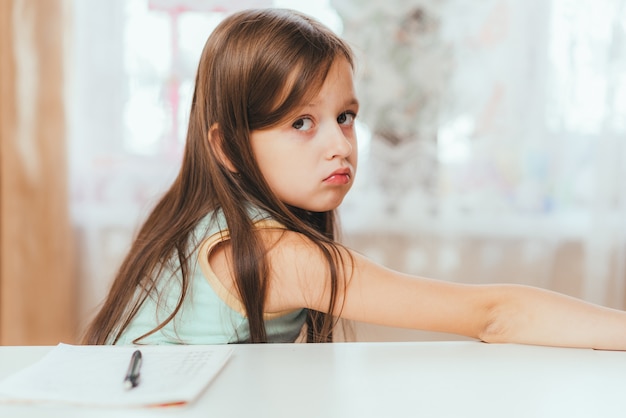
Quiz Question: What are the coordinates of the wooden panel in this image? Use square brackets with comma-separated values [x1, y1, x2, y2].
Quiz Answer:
[0, 0, 76, 344]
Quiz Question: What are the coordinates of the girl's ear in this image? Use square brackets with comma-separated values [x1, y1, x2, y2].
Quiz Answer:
[208, 123, 238, 173]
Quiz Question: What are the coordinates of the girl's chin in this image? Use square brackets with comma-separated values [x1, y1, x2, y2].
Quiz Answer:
[301, 201, 345, 213]
[286, 190, 350, 213]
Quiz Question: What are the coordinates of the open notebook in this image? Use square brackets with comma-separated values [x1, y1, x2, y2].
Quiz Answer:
[0, 343, 233, 407]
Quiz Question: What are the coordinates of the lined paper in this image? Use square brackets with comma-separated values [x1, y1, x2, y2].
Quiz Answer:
[0, 343, 233, 407]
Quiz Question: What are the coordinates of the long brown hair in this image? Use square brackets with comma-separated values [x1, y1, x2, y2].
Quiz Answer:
[82, 8, 354, 344]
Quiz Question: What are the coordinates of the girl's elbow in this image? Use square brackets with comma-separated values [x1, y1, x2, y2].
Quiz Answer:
[476, 285, 530, 344]
[478, 304, 514, 343]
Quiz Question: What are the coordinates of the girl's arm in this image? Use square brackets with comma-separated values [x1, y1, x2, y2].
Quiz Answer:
[340, 253, 626, 350]
[265, 231, 626, 350]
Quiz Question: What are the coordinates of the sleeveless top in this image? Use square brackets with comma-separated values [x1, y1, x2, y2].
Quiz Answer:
[114, 209, 308, 345]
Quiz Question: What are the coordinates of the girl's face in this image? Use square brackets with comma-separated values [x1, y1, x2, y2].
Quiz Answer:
[250, 57, 359, 212]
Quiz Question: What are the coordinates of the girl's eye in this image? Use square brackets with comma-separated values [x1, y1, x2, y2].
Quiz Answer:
[337, 112, 356, 126]
[292, 117, 314, 131]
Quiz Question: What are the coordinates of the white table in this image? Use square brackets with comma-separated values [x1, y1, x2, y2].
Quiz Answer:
[1, 341, 625, 417]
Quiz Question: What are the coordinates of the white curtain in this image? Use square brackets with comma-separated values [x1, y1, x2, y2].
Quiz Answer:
[69, 0, 626, 337]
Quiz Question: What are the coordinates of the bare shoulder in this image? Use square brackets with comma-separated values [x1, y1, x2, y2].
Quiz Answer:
[256, 228, 353, 313]
[206, 226, 350, 312]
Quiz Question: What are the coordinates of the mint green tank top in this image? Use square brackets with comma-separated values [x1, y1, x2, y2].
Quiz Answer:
[114, 210, 307, 345]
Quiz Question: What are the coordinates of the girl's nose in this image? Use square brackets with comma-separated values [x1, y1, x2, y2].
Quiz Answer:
[326, 125, 353, 160]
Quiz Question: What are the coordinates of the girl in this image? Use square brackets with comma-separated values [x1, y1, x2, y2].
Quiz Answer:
[83, 8, 626, 348]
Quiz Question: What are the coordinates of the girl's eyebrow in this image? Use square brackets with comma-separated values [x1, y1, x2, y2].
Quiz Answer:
[305, 97, 360, 109]
[347, 97, 360, 108]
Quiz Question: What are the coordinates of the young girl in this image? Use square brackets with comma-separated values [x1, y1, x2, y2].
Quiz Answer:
[83, 8, 626, 348]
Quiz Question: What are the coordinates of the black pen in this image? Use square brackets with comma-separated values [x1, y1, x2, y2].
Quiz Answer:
[123, 349, 142, 389]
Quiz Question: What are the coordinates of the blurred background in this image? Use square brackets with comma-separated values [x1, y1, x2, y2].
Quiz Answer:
[1, 0, 625, 345]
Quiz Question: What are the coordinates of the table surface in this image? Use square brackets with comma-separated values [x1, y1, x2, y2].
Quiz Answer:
[1, 341, 626, 418]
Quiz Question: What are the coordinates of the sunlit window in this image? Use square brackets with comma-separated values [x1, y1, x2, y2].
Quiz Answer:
[547, 0, 626, 134]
